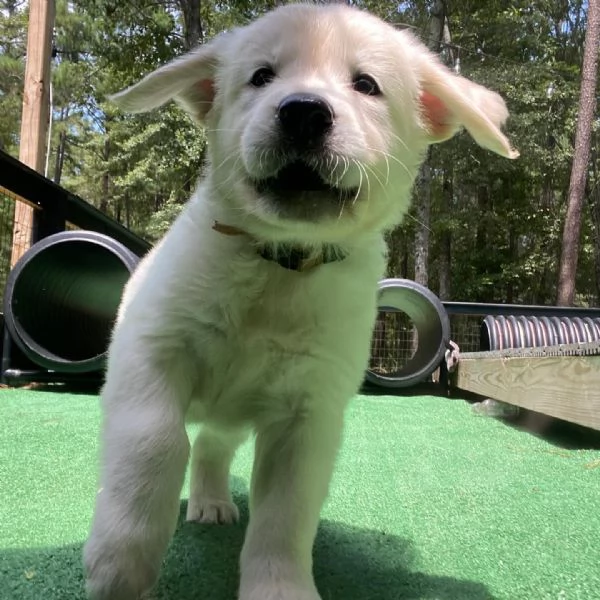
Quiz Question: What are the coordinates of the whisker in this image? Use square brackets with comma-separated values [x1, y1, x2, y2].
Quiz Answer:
[212, 158, 245, 192]
[331, 155, 341, 187]
[405, 211, 434, 233]
[337, 192, 347, 220]
[363, 146, 411, 178]
[362, 163, 386, 191]
[352, 159, 364, 206]
[212, 150, 240, 174]
[340, 156, 351, 182]
[258, 148, 266, 172]
[386, 130, 410, 153]
[204, 128, 241, 134]
[361, 161, 372, 202]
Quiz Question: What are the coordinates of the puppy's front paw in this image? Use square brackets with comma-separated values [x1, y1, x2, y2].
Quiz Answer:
[240, 561, 321, 600]
[240, 583, 321, 600]
[83, 535, 159, 600]
[186, 496, 239, 524]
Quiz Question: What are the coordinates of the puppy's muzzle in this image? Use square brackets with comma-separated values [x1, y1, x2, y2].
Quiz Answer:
[277, 93, 334, 149]
[250, 93, 359, 221]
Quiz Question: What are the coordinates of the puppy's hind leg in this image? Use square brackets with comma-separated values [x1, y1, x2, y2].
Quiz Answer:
[187, 424, 249, 524]
[84, 355, 192, 600]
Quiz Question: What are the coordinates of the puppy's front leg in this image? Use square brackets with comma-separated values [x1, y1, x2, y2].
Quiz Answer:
[240, 405, 344, 600]
[84, 363, 191, 600]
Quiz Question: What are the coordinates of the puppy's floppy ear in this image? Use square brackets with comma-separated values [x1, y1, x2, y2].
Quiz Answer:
[108, 33, 230, 122]
[416, 53, 519, 159]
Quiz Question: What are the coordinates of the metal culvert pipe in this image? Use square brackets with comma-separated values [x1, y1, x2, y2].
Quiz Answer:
[3, 231, 140, 373]
[366, 278, 451, 388]
[480, 314, 600, 351]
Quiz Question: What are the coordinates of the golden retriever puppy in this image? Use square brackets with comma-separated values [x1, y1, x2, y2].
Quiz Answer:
[83, 3, 517, 599]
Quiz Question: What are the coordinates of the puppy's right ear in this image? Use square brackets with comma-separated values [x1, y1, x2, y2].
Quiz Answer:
[108, 33, 229, 123]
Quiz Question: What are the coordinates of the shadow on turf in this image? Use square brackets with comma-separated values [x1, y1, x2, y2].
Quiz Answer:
[363, 384, 600, 451]
[0, 492, 495, 600]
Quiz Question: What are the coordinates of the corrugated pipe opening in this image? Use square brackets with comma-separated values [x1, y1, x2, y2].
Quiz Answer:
[4, 231, 139, 373]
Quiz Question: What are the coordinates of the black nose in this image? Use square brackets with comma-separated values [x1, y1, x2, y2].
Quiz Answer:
[277, 93, 334, 147]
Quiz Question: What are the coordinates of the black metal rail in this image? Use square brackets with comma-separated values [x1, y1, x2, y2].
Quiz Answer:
[0, 149, 151, 257]
[443, 301, 600, 318]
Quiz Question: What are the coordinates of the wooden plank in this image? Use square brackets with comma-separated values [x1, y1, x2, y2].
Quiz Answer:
[12, 0, 56, 266]
[453, 353, 600, 430]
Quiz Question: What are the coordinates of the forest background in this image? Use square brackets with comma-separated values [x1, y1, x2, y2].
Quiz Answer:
[1, 0, 599, 306]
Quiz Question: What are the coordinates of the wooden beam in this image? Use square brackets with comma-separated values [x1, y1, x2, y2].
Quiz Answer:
[12, 0, 56, 267]
[453, 352, 600, 430]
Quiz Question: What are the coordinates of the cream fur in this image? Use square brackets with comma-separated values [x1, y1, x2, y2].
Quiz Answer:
[83, 4, 517, 600]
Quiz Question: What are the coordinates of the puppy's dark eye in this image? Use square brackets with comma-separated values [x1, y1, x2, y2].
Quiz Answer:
[250, 66, 276, 88]
[352, 74, 381, 96]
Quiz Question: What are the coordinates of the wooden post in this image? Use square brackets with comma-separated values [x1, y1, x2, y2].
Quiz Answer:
[11, 0, 56, 267]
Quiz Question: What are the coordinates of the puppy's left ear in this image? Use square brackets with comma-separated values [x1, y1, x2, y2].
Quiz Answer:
[108, 32, 230, 123]
[417, 55, 519, 159]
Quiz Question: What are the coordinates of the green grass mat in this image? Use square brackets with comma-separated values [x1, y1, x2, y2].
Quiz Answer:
[1, 388, 599, 599]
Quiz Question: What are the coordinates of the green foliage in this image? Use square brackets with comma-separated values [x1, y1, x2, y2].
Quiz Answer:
[46, 0, 204, 239]
[388, 0, 598, 305]
[1, 0, 598, 304]
[0, 0, 27, 152]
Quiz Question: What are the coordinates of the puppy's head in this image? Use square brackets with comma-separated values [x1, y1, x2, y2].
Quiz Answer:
[111, 4, 518, 243]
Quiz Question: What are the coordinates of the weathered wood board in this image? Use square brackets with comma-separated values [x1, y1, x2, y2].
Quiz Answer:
[453, 352, 600, 430]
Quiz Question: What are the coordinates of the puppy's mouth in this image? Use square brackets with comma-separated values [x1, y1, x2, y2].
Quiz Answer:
[253, 160, 356, 200]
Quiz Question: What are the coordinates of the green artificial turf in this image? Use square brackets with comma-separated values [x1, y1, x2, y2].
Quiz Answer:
[1, 388, 599, 600]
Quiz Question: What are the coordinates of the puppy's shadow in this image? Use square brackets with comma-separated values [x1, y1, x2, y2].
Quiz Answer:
[157, 480, 495, 600]
[0, 481, 494, 599]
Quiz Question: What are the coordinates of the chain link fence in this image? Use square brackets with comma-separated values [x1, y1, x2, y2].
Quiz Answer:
[368, 309, 482, 376]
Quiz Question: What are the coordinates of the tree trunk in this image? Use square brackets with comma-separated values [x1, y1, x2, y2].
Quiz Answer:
[125, 196, 131, 229]
[100, 136, 110, 213]
[438, 171, 452, 299]
[592, 196, 600, 305]
[556, 0, 600, 306]
[52, 108, 68, 184]
[590, 158, 600, 304]
[475, 184, 491, 302]
[506, 229, 517, 303]
[401, 234, 409, 279]
[385, 229, 402, 277]
[177, 0, 202, 50]
[413, 0, 448, 288]
[53, 129, 67, 184]
[413, 153, 431, 287]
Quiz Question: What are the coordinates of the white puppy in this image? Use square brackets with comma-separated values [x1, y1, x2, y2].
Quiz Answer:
[83, 4, 518, 599]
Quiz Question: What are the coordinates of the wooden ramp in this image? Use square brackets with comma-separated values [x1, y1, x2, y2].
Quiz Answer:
[451, 341, 600, 431]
